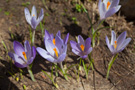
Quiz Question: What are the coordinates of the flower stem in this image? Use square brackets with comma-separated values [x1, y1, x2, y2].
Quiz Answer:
[32, 30, 35, 46]
[106, 54, 118, 79]
[27, 66, 36, 82]
[59, 62, 68, 80]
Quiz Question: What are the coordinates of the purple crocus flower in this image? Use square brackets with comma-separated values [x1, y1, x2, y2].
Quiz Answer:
[98, 0, 121, 20]
[24, 5, 44, 29]
[70, 35, 92, 59]
[36, 31, 69, 63]
[8, 41, 36, 68]
[106, 31, 131, 55]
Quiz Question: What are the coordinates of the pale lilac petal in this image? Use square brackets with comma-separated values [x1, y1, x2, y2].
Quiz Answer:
[110, 0, 120, 8]
[118, 38, 131, 51]
[50, 34, 54, 40]
[105, 5, 121, 18]
[55, 35, 63, 52]
[24, 8, 31, 25]
[14, 62, 28, 68]
[8, 52, 27, 68]
[81, 55, 87, 59]
[13, 41, 25, 58]
[56, 31, 61, 38]
[36, 47, 55, 62]
[45, 40, 59, 56]
[64, 33, 69, 45]
[78, 35, 85, 45]
[61, 45, 67, 54]
[70, 40, 81, 52]
[116, 31, 126, 49]
[24, 40, 31, 60]
[85, 47, 92, 55]
[31, 17, 37, 29]
[109, 45, 115, 54]
[106, 36, 110, 47]
[56, 53, 66, 63]
[98, 0, 106, 20]
[72, 49, 82, 57]
[44, 30, 51, 40]
[111, 31, 116, 45]
[84, 38, 91, 52]
[37, 9, 44, 27]
[31, 6, 37, 18]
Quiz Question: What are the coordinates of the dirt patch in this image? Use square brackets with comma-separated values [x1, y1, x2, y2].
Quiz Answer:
[0, 0, 135, 90]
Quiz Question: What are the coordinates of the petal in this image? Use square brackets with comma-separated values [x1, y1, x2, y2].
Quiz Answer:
[70, 40, 81, 52]
[45, 40, 59, 56]
[105, 5, 121, 19]
[8, 52, 27, 68]
[36, 47, 55, 62]
[44, 30, 51, 40]
[81, 55, 87, 59]
[24, 40, 31, 60]
[72, 49, 82, 57]
[111, 30, 116, 45]
[109, 45, 116, 54]
[56, 31, 61, 38]
[64, 33, 69, 45]
[31, 5, 37, 18]
[13, 41, 25, 58]
[56, 53, 66, 63]
[84, 38, 91, 52]
[98, 0, 106, 20]
[27, 46, 36, 65]
[55, 35, 63, 52]
[118, 38, 131, 51]
[106, 36, 110, 47]
[110, 0, 120, 9]
[37, 9, 44, 26]
[24, 8, 31, 25]
[31, 17, 37, 29]
[85, 47, 92, 55]
[38, 8, 44, 20]
[78, 35, 85, 45]
[116, 31, 126, 49]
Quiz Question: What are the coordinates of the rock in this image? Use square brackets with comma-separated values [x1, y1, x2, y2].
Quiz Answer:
[120, 0, 135, 19]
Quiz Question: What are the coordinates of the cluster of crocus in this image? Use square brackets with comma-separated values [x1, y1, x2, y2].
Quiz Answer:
[70, 35, 92, 59]
[98, 0, 121, 20]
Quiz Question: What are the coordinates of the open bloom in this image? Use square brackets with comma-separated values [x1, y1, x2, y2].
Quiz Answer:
[98, 0, 121, 20]
[106, 31, 131, 55]
[8, 41, 36, 68]
[37, 31, 69, 63]
[70, 35, 92, 59]
[24, 5, 44, 29]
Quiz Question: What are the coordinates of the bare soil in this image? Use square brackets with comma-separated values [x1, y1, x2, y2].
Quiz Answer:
[0, 0, 135, 90]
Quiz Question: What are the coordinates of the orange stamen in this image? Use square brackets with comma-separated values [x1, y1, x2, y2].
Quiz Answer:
[53, 48, 58, 57]
[52, 38, 56, 45]
[114, 41, 117, 49]
[80, 44, 85, 51]
[33, 14, 35, 16]
[22, 52, 27, 60]
[107, 1, 111, 10]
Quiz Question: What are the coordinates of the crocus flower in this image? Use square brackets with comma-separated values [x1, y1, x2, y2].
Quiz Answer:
[44, 30, 69, 46]
[36, 31, 69, 63]
[106, 31, 131, 55]
[70, 35, 92, 59]
[98, 0, 121, 20]
[8, 41, 36, 68]
[24, 5, 44, 29]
